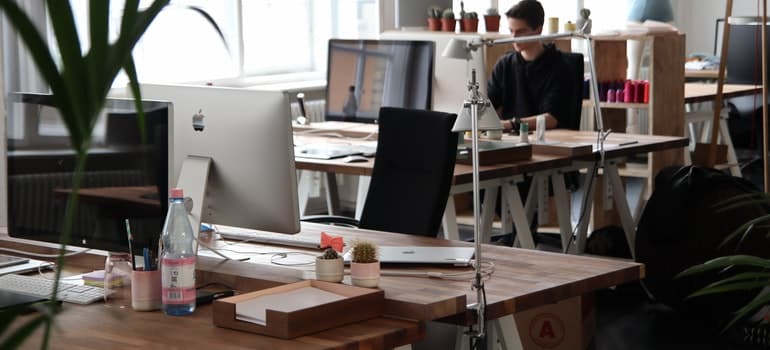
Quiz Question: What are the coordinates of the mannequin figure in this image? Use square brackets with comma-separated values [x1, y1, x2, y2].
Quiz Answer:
[626, 0, 674, 133]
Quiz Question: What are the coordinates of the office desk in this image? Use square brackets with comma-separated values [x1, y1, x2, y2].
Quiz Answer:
[196, 222, 643, 349]
[293, 133, 572, 242]
[0, 237, 424, 350]
[684, 69, 718, 80]
[529, 130, 689, 257]
[683, 83, 762, 176]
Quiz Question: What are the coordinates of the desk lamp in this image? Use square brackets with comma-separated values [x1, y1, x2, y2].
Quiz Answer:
[442, 31, 606, 346]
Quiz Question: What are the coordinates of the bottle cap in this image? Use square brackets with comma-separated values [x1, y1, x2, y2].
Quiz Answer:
[169, 188, 184, 199]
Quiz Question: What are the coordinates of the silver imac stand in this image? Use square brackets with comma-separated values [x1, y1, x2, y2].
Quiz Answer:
[175, 155, 232, 260]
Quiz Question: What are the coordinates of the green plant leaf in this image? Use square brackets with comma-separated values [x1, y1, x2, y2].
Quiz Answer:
[720, 215, 770, 248]
[87, 0, 109, 106]
[0, 313, 49, 350]
[723, 291, 770, 332]
[689, 280, 769, 298]
[123, 56, 146, 145]
[678, 255, 770, 278]
[175, 4, 230, 53]
[700, 271, 770, 288]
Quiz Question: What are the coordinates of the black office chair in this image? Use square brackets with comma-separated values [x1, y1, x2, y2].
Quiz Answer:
[303, 107, 459, 237]
[562, 52, 584, 131]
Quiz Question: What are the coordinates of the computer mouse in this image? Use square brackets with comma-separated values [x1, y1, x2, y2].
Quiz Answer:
[343, 155, 369, 163]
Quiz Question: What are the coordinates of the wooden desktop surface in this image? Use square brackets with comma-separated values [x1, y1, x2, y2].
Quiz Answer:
[684, 69, 719, 80]
[0, 238, 424, 350]
[197, 222, 644, 324]
[522, 130, 690, 161]
[684, 82, 761, 104]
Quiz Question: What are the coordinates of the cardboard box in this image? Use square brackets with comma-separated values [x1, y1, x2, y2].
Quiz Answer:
[512, 295, 595, 350]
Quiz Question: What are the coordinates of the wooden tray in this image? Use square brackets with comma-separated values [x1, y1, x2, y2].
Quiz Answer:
[531, 141, 593, 157]
[457, 141, 532, 165]
[213, 280, 384, 339]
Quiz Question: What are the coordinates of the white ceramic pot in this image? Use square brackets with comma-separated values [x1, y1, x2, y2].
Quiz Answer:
[315, 257, 344, 283]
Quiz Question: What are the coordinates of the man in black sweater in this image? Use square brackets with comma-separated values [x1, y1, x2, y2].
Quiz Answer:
[487, 0, 573, 133]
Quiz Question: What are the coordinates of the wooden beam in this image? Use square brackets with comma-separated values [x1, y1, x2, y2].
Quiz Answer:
[708, 0, 733, 168]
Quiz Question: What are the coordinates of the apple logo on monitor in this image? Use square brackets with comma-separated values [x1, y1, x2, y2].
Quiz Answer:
[192, 109, 205, 131]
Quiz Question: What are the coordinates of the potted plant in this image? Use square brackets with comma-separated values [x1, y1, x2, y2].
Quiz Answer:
[441, 8, 456, 32]
[0, 2, 225, 348]
[427, 6, 442, 31]
[577, 8, 592, 34]
[316, 248, 344, 283]
[484, 8, 501, 32]
[349, 241, 380, 288]
[462, 11, 479, 33]
[458, 1, 467, 32]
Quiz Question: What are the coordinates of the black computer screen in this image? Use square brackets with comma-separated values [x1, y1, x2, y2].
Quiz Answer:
[325, 39, 434, 123]
[5, 93, 170, 252]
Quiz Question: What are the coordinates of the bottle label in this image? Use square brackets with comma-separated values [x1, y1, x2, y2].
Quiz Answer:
[161, 256, 196, 304]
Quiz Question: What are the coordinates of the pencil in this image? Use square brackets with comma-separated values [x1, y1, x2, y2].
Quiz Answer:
[125, 219, 136, 270]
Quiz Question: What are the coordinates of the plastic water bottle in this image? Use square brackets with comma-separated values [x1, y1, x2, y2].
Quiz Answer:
[160, 188, 196, 316]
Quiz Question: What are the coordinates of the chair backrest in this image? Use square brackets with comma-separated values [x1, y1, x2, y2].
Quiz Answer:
[562, 52, 584, 131]
[358, 107, 458, 237]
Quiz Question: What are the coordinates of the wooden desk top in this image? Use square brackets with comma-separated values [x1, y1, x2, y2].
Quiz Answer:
[11, 303, 423, 350]
[684, 69, 718, 80]
[684, 83, 762, 104]
[197, 222, 644, 324]
[502, 130, 689, 161]
[0, 238, 424, 350]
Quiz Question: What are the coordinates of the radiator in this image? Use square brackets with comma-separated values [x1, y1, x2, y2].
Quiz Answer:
[290, 100, 326, 123]
[8, 170, 147, 237]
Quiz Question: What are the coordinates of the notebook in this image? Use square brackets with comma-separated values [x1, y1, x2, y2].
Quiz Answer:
[344, 246, 475, 266]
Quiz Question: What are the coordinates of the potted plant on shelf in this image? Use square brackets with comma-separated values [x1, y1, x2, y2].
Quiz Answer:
[484, 8, 501, 32]
[350, 241, 380, 288]
[316, 248, 344, 283]
[0, 2, 225, 348]
[441, 8, 456, 32]
[427, 6, 442, 31]
[462, 11, 479, 32]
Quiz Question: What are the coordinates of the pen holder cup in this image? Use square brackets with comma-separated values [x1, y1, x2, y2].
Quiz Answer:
[131, 269, 161, 311]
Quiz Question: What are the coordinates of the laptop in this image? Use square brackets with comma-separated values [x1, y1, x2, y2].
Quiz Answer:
[295, 143, 361, 160]
[344, 246, 475, 266]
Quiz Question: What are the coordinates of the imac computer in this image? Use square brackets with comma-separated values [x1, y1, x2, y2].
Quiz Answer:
[3, 92, 171, 252]
[139, 83, 300, 235]
[325, 39, 434, 123]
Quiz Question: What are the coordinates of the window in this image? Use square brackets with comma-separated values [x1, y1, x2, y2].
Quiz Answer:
[57, 0, 378, 87]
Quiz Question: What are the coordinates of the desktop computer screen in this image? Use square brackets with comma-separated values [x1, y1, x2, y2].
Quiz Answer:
[325, 39, 434, 123]
[140, 84, 300, 235]
[3, 92, 171, 252]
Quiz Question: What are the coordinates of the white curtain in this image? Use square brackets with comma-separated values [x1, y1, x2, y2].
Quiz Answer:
[2, 1, 47, 96]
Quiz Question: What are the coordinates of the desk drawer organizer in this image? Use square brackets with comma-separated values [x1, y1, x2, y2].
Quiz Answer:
[213, 280, 384, 339]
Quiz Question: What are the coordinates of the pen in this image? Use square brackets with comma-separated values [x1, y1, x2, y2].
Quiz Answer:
[143, 247, 151, 271]
[125, 219, 136, 270]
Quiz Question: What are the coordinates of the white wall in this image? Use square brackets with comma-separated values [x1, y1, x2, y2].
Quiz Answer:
[675, 0, 765, 54]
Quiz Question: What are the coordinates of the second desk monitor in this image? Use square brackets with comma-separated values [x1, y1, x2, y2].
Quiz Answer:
[325, 39, 434, 123]
[140, 83, 300, 234]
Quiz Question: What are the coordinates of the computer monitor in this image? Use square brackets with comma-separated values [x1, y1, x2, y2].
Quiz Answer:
[139, 83, 300, 234]
[325, 39, 434, 123]
[3, 92, 171, 252]
[716, 17, 770, 84]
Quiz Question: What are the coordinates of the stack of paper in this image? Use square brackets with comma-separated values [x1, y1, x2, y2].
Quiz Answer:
[235, 287, 345, 326]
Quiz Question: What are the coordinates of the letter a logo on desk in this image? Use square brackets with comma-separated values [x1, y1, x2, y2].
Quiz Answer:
[529, 313, 565, 348]
[192, 109, 205, 132]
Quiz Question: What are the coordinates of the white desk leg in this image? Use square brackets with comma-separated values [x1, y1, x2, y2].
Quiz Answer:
[494, 315, 524, 350]
[535, 174, 548, 227]
[719, 117, 742, 177]
[575, 162, 598, 254]
[323, 172, 340, 215]
[604, 161, 637, 259]
[297, 170, 313, 216]
[442, 195, 460, 241]
[503, 181, 536, 249]
[551, 171, 572, 253]
[481, 185, 499, 243]
[355, 175, 370, 220]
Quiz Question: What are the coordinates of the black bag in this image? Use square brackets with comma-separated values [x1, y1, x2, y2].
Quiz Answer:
[636, 166, 770, 317]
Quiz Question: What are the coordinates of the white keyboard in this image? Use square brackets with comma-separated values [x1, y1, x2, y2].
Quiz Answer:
[215, 226, 322, 249]
[0, 274, 106, 305]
